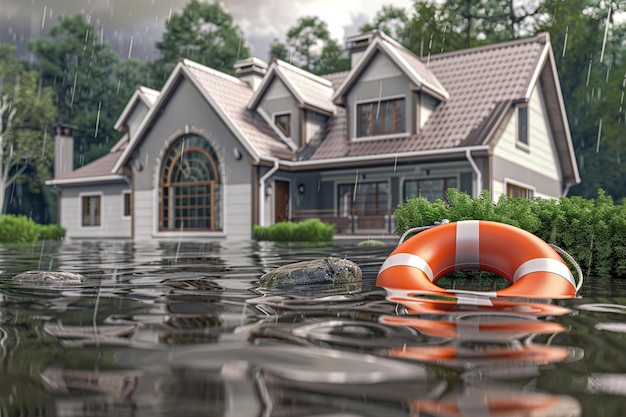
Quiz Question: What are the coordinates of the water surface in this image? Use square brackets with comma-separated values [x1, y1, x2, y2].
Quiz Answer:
[1, 239, 625, 416]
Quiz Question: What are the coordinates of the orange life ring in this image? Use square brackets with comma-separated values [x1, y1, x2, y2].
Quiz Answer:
[377, 220, 577, 299]
[387, 291, 572, 316]
[379, 315, 565, 340]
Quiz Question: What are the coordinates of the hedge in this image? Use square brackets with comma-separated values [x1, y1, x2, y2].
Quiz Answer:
[0, 215, 65, 243]
[394, 188, 626, 279]
[253, 218, 334, 242]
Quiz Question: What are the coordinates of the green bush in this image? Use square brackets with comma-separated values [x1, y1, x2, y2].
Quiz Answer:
[394, 188, 626, 279]
[0, 215, 65, 243]
[254, 219, 334, 242]
[0, 215, 40, 243]
[37, 223, 66, 241]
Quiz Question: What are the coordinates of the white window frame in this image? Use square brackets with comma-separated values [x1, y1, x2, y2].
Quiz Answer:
[79, 192, 103, 229]
[516, 103, 530, 151]
[353, 94, 409, 141]
[122, 190, 131, 219]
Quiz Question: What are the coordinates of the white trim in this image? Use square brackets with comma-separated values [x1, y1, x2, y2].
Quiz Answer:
[273, 145, 491, 169]
[257, 107, 297, 151]
[524, 44, 549, 101]
[272, 110, 293, 139]
[78, 191, 104, 230]
[46, 175, 128, 186]
[353, 94, 409, 140]
[504, 178, 536, 198]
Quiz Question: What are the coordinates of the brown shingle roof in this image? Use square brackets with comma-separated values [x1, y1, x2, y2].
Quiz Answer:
[49, 150, 127, 184]
[182, 60, 294, 160]
[305, 33, 549, 160]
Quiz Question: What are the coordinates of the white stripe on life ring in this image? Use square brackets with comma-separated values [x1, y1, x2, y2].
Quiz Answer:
[513, 258, 576, 287]
[378, 253, 434, 282]
[455, 220, 480, 270]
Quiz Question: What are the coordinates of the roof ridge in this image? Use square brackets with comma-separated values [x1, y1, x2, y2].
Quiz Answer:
[180, 58, 247, 86]
[275, 60, 333, 88]
[428, 33, 549, 61]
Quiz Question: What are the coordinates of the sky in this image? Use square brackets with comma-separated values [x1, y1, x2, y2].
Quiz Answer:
[0, 0, 415, 62]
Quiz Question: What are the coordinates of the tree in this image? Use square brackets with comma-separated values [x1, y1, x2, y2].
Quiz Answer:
[269, 38, 289, 62]
[537, 0, 626, 199]
[272, 16, 349, 75]
[0, 45, 56, 216]
[28, 14, 123, 168]
[359, 5, 410, 43]
[152, 0, 251, 84]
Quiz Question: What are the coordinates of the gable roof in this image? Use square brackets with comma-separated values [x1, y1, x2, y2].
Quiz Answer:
[332, 30, 449, 104]
[113, 86, 160, 131]
[49, 32, 578, 189]
[112, 58, 293, 173]
[248, 59, 335, 115]
[46, 146, 129, 186]
[303, 31, 578, 186]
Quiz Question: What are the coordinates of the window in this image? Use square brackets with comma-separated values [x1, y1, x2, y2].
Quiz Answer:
[337, 181, 389, 216]
[82, 195, 101, 226]
[123, 192, 131, 217]
[160, 135, 222, 231]
[357, 98, 405, 137]
[517, 105, 529, 145]
[403, 178, 457, 202]
[507, 183, 534, 198]
[274, 113, 291, 137]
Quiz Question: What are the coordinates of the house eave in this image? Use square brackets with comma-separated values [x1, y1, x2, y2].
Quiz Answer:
[264, 145, 490, 171]
[46, 175, 129, 187]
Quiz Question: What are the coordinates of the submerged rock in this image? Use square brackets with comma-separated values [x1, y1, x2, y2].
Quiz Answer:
[12, 270, 85, 284]
[260, 257, 362, 288]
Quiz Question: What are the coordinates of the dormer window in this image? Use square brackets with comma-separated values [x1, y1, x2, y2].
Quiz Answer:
[274, 113, 291, 137]
[357, 97, 405, 138]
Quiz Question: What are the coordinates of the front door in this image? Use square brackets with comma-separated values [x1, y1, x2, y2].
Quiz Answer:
[274, 180, 290, 223]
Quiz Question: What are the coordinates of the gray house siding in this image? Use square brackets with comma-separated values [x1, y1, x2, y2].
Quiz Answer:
[60, 182, 131, 239]
[126, 103, 150, 140]
[128, 76, 255, 240]
[346, 53, 413, 139]
[258, 79, 298, 145]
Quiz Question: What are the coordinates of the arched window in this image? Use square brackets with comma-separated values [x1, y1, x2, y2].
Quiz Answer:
[160, 135, 222, 231]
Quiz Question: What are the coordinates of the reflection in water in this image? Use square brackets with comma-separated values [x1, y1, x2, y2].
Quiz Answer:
[0, 239, 624, 416]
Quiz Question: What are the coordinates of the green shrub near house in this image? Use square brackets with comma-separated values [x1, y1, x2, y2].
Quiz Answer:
[254, 218, 334, 242]
[0, 215, 65, 243]
[394, 188, 626, 280]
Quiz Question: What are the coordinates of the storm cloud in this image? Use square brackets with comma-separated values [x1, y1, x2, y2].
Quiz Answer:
[1, 0, 414, 62]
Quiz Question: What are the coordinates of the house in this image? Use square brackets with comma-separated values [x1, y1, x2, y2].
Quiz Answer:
[46, 31, 580, 241]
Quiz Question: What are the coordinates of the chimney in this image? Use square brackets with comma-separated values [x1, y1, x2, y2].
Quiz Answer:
[54, 124, 76, 179]
[234, 57, 268, 91]
[347, 31, 376, 69]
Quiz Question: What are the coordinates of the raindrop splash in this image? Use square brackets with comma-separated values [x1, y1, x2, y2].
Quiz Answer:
[94, 101, 101, 138]
[41, 6, 47, 30]
[600, 5, 612, 63]
[41, 124, 48, 158]
[596, 118, 603, 153]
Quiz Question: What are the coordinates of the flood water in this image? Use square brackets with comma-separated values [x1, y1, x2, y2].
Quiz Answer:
[1, 238, 625, 416]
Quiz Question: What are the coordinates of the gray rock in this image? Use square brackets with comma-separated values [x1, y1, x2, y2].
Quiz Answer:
[12, 270, 85, 284]
[260, 257, 362, 288]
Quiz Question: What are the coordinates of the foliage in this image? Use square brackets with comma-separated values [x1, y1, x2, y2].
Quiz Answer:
[359, 5, 411, 43]
[394, 188, 626, 279]
[253, 219, 334, 242]
[0, 215, 39, 243]
[152, 0, 251, 84]
[0, 215, 64, 243]
[272, 16, 349, 75]
[0, 44, 57, 215]
[37, 223, 66, 241]
[28, 14, 125, 168]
